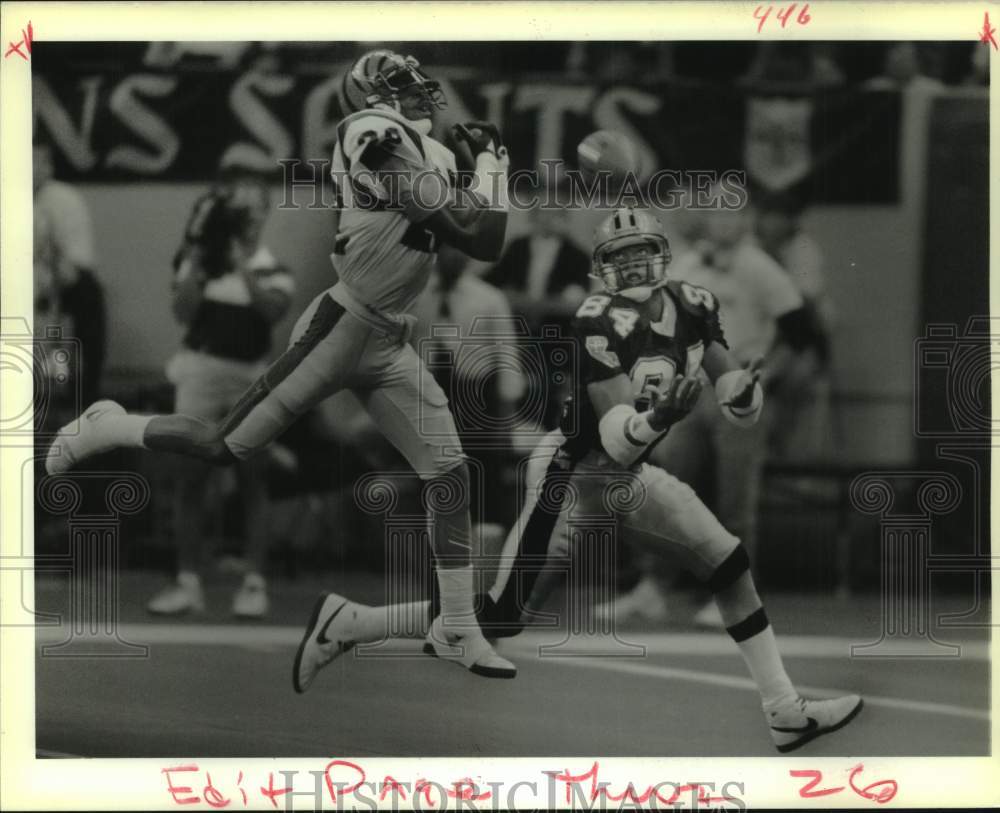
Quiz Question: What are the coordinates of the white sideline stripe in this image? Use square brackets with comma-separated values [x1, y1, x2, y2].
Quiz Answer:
[33, 624, 989, 722]
[516, 653, 990, 722]
[509, 630, 992, 661]
[33, 625, 988, 661]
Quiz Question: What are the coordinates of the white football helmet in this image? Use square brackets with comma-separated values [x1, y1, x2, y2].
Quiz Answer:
[341, 50, 446, 117]
[591, 207, 672, 300]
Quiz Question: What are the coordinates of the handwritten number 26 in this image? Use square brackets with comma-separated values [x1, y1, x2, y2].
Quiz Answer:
[791, 765, 898, 805]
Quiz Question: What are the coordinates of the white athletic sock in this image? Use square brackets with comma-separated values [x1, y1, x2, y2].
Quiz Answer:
[354, 601, 430, 642]
[113, 414, 152, 448]
[736, 625, 797, 709]
[436, 565, 477, 635]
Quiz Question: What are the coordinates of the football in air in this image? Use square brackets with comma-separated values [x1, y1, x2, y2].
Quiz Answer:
[576, 130, 641, 192]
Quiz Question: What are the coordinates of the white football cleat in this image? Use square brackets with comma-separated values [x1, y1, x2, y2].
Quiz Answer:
[45, 400, 126, 475]
[147, 574, 205, 616]
[231, 574, 269, 619]
[292, 593, 358, 694]
[423, 615, 517, 679]
[767, 694, 864, 753]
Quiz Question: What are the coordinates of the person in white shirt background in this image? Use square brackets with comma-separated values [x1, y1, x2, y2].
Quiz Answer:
[484, 189, 592, 430]
[754, 190, 836, 463]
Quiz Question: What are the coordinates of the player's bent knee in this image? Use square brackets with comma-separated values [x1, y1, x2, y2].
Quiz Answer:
[706, 543, 751, 594]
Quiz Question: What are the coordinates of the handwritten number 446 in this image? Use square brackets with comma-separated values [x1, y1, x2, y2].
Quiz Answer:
[791, 764, 898, 805]
[755, 3, 811, 33]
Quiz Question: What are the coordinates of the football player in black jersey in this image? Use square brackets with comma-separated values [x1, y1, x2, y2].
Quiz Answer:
[294, 207, 862, 753]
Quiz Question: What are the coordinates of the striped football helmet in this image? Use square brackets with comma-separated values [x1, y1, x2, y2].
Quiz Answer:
[591, 207, 672, 296]
[341, 50, 446, 114]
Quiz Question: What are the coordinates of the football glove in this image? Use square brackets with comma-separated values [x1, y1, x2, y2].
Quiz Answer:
[720, 357, 764, 409]
[648, 375, 703, 431]
[453, 121, 505, 159]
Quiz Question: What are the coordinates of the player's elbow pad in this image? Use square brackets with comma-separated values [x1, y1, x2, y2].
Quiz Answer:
[715, 371, 764, 428]
[599, 404, 646, 467]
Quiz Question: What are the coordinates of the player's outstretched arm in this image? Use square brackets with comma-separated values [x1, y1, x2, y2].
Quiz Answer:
[587, 373, 702, 467]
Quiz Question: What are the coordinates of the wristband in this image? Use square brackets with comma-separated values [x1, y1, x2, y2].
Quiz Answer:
[625, 410, 662, 445]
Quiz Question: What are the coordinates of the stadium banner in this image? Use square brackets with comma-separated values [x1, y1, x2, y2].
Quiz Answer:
[33, 52, 900, 202]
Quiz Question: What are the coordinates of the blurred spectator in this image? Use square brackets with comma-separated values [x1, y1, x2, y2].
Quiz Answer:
[484, 196, 590, 428]
[148, 175, 294, 618]
[412, 245, 526, 525]
[864, 43, 945, 92]
[33, 138, 107, 409]
[265, 394, 406, 577]
[753, 191, 836, 462]
[485, 204, 591, 330]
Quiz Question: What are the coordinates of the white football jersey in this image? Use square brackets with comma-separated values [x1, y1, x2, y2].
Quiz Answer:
[330, 106, 457, 316]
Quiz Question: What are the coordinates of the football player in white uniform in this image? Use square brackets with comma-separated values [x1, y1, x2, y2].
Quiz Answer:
[46, 50, 516, 681]
[294, 208, 864, 753]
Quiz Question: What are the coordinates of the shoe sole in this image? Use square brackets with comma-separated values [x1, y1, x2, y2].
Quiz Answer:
[775, 698, 865, 753]
[292, 593, 330, 694]
[421, 642, 516, 679]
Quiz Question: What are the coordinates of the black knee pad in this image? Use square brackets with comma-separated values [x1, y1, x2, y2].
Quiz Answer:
[706, 543, 751, 594]
[726, 606, 769, 642]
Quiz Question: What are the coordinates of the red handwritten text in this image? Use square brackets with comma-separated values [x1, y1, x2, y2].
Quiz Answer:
[755, 4, 811, 33]
[791, 764, 898, 805]
[981, 12, 998, 50]
[4, 21, 32, 61]
[162, 760, 745, 808]
[163, 766, 201, 806]
[258, 772, 292, 809]
[549, 761, 736, 806]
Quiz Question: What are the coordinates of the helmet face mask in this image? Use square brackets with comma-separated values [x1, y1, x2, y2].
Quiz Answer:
[591, 208, 672, 296]
[345, 51, 447, 118]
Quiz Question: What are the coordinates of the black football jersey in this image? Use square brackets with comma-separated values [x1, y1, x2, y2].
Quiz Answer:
[559, 279, 727, 464]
